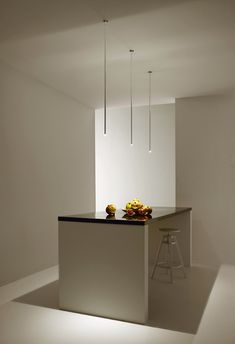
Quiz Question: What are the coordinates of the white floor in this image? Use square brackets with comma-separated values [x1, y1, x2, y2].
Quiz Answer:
[0, 265, 217, 344]
[14, 266, 216, 334]
[0, 301, 193, 344]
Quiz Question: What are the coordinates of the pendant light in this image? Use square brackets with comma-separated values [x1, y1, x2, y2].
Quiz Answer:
[103, 19, 108, 136]
[148, 71, 152, 153]
[129, 49, 134, 146]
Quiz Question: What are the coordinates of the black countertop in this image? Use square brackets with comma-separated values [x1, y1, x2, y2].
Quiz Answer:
[58, 207, 191, 226]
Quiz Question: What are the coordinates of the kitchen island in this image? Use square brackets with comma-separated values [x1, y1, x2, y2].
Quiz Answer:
[58, 207, 192, 324]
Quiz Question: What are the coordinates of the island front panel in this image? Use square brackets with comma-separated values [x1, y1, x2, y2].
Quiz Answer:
[59, 221, 149, 324]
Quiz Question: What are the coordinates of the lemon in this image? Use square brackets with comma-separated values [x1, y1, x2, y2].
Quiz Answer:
[126, 202, 132, 210]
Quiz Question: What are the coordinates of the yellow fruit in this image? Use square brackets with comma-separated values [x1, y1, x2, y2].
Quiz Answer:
[131, 199, 142, 209]
[126, 202, 132, 210]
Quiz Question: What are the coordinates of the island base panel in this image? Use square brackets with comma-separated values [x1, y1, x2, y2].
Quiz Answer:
[59, 221, 148, 324]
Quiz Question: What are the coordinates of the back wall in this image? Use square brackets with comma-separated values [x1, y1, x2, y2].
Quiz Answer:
[95, 104, 175, 211]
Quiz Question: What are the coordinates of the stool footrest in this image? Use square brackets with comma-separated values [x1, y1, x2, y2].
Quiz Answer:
[157, 262, 184, 269]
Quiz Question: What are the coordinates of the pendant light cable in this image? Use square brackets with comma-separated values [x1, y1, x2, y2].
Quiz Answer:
[148, 71, 152, 153]
[103, 19, 108, 135]
[130, 49, 134, 145]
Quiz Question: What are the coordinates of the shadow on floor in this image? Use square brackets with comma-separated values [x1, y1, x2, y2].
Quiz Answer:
[15, 281, 59, 310]
[148, 266, 217, 333]
[15, 266, 217, 334]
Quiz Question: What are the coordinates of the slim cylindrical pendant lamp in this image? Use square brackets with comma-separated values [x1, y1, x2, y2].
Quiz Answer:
[103, 19, 108, 135]
[148, 71, 152, 153]
[130, 49, 134, 145]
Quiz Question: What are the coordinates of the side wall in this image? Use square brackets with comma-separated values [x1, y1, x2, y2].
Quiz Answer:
[176, 95, 235, 268]
[95, 104, 175, 211]
[0, 62, 95, 285]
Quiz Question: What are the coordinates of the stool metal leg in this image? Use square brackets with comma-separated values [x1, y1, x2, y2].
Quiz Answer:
[163, 240, 169, 275]
[151, 237, 164, 279]
[168, 235, 173, 283]
[151, 230, 186, 283]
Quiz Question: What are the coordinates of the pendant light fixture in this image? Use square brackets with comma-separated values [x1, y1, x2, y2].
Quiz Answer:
[129, 49, 134, 146]
[148, 71, 152, 153]
[103, 19, 108, 136]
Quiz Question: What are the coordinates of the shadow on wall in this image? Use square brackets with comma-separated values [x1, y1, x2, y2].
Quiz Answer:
[0, 0, 194, 42]
[192, 219, 220, 268]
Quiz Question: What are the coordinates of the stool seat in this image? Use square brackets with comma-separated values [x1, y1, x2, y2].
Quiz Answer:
[159, 228, 180, 233]
[151, 227, 186, 283]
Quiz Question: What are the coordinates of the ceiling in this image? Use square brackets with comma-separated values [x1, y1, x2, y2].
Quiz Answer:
[0, 0, 235, 109]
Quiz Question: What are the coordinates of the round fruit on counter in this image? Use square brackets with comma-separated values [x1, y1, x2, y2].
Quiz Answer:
[105, 204, 117, 215]
[131, 199, 142, 209]
[127, 208, 135, 217]
[126, 202, 132, 210]
[146, 206, 152, 214]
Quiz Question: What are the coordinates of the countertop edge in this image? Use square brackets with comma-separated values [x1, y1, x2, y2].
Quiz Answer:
[58, 217, 145, 226]
[58, 207, 192, 226]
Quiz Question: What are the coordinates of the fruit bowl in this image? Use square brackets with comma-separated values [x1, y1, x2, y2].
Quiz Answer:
[122, 198, 152, 217]
[123, 213, 152, 221]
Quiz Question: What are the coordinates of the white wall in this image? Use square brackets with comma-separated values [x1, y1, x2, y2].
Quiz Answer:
[176, 95, 235, 268]
[95, 104, 175, 211]
[0, 61, 95, 286]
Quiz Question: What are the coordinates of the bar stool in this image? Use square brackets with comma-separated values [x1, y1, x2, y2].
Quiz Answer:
[151, 228, 186, 283]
